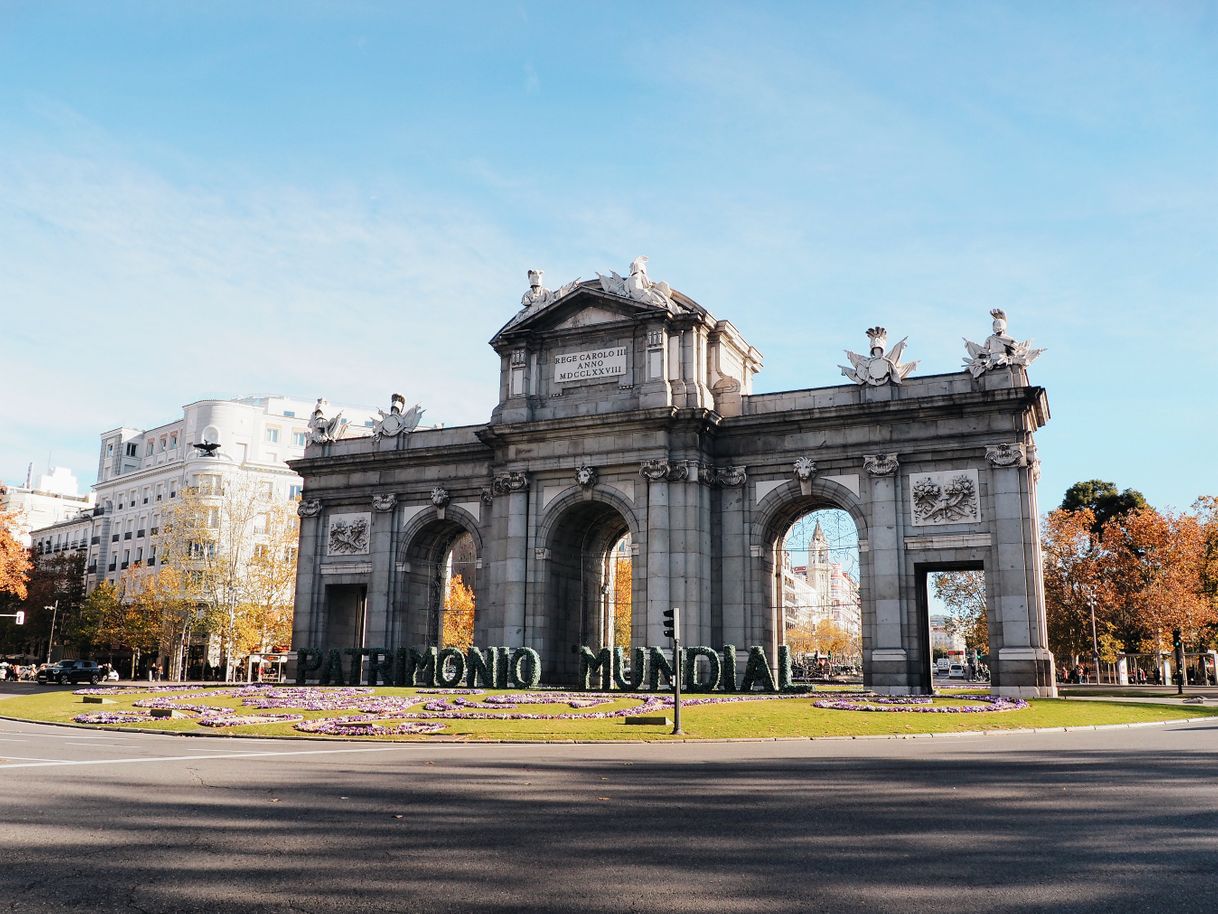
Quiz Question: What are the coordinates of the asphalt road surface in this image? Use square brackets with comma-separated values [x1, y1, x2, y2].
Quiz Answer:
[1, 715, 1216, 914]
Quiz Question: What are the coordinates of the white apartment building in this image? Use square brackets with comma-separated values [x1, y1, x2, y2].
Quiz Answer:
[56, 394, 378, 591]
[1, 467, 95, 548]
[781, 521, 862, 644]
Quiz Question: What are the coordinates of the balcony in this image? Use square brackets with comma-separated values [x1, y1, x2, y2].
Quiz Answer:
[120, 561, 129, 569]
[87, 564, 97, 573]
[111, 534, 119, 543]
[147, 557, 156, 567]
[150, 526, 159, 535]
[123, 532, 132, 540]
[90, 536, 100, 545]
[108, 563, 116, 572]
[137, 529, 145, 538]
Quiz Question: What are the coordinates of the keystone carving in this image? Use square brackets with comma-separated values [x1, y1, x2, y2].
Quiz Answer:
[863, 454, 900, 477]
[371, 493, 397, 512]
[430, 486, 451, 507]
[575, 464, 598, 488]
[297, 498, 323, 518]
[793, 457, 816, 481]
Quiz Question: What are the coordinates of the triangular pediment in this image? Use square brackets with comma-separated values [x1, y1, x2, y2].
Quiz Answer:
[490, 283, 671, 347]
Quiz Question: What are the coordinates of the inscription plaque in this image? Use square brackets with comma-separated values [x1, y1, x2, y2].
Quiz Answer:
[553, 345, 628, 384]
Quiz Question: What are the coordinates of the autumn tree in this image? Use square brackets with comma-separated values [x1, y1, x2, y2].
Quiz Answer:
[612, 556, 632, 648]
[1042, 507, 1106, 663]
[160, 474, 299, 680]
[0, 509, 32, 602]
[931, 570, 989, 656]
[441, 573, 475, 649]
[1102, 507, 1211, 651]
[77, 580, 123, 661]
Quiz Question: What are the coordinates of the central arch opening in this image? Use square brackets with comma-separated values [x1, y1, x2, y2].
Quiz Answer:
[776, 506, 862, 683]
[398, 519, 479, 648]
[543, 500, 633, 684]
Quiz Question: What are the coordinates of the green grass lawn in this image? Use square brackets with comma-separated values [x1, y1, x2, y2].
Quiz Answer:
[2, 686, 1214, 742]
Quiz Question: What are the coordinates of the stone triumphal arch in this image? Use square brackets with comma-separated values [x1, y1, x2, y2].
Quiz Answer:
[290, 259, 1055, 696]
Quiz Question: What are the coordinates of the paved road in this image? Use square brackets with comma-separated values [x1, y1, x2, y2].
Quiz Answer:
[1, 715, 1216, 914]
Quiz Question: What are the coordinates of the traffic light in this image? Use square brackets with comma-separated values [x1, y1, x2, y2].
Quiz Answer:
[14, 611, 24, 625]
[662, 607, 679, 641]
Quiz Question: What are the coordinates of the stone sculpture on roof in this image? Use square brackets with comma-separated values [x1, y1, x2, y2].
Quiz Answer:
[307, 398, 344, 445]
[962, 309, 1045, 378]
[597, 256, 673, 308]
[840, 327, 919, 386]
[371, 392, 425, 443]
[520, 269, 582, 310]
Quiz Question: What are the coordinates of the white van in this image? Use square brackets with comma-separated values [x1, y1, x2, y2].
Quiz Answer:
[936, 658, 951, 674]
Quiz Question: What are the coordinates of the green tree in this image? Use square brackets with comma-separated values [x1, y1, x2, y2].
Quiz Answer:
[931, 570, 989, 656]
[1062, 480, 1148, 534]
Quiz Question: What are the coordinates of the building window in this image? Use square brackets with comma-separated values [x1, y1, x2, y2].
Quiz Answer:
[253, 514, 268, 534]
[265, 428, 280, 443]
[283, 410, 296, 418]
[292, 431, 308, 447]
[145, 440, 154, 456]
[170, 433, 178, 448]
[107, 443, 114, 455]
[125, 443, 138, 457]
[288, 484, 303, 499]
[260, 481, 274, 499]
[205, 507, 220, 529]
[196, 474, 221, 495]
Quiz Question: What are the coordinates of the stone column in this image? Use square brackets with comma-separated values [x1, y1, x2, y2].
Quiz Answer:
[986, 444, 1057, 697]
[864, 456, 909, 694]
[642, 463, 671, 644]
[500, 476, 531, 649]
[291, 502, 325, 651]
[365, 495, 397, 647]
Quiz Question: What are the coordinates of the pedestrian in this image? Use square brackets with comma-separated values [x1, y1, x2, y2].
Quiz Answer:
[154, 662, 163, 682]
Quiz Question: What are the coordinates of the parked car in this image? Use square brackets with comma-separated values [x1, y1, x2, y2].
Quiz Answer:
[947, 663, 966, 679]
[36, 660, 104, 685]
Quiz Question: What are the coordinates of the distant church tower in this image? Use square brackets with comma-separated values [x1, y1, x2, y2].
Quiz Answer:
[806, 521, 832, 609]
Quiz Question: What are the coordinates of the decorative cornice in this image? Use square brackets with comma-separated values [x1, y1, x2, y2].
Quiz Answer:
[863, 453, 900, 477]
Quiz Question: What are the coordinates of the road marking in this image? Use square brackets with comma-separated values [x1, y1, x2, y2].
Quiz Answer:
[0, 745, 409, 769]
[0, 755, 73, 762]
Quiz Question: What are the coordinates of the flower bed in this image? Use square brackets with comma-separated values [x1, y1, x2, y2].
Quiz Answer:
[812, 693, 1028, 713]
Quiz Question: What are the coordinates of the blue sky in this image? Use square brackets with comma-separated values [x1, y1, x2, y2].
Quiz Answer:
[1, 1, 1215, 511]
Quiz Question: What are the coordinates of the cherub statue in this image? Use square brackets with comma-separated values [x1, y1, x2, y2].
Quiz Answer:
[840, 327, 919, 386]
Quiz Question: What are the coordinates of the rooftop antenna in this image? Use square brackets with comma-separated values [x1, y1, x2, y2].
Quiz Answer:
[25, 462, 32, 488]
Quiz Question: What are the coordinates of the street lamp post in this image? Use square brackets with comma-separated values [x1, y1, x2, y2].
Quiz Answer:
[45, 600, 60, 664]
[1088, 597, 1101, 685]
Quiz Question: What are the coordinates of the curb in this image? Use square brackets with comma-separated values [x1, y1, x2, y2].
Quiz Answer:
[3, 711, 1216, 747]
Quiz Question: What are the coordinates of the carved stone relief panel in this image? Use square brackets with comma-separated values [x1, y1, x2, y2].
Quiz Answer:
[327, 512, 371, 556]
[909, 469, 981, 527]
